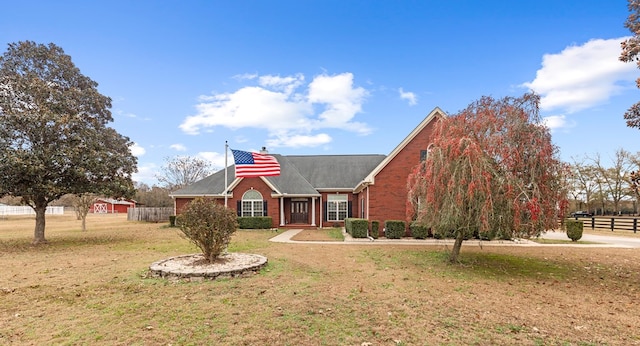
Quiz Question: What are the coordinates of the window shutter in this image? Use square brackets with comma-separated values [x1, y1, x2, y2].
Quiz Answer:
[236, 200, 241, 216]
[323, 202, 328, 221]
[348, 201, 353, 218]
[263, 200, 267, 216]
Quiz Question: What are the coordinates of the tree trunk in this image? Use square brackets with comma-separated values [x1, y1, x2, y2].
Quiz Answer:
[81, 215, 87, 231]
[449, 229, 465, 263]
[33, 203, 48, 244]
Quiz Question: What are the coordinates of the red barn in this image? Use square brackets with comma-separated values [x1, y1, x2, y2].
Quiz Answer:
[90, 198, 136, 214]
[170, 108, 444, 233]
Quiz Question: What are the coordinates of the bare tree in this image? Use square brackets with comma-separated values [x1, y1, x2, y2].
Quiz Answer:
[569, 158, 599, 213]
[590, 149, 635, 214]
[134, 182, 173, 207]
[73, 193, 97, 231]
[156, 156, 213, 192]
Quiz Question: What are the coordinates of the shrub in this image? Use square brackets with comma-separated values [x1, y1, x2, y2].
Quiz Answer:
[344, 218, 354, 235]
[384, 220, 406, 239]
[410, 221, 430, 239]
[176, 197, 238, 263]
[238, 216, 273, 229]
[566, 219, 583, 242]
[350, 219, 369, 238]
[168, 215, 176, 227]
[370, 220, 380, 239]
[432, 228, 456, 239]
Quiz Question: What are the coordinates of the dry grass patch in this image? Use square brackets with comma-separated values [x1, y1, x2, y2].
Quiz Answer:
[1, 213, 640, 345]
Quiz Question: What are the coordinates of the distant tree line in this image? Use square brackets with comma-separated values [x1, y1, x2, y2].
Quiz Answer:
[568, 149, 640, 215]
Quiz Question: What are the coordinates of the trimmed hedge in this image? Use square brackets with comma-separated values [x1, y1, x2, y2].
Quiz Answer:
[370, 220, 380, 239]
[566, 219, 583, 242]
[344, 218, 354, 235]
[347, 218, 369, 238]
[384, 220, 406, 239]
[410, 222, 430, 239]
[238, 216, 273, 229]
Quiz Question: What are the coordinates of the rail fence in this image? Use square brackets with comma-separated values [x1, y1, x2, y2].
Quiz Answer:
[127, 207, 173, 222]
[569, 216, 639, 233]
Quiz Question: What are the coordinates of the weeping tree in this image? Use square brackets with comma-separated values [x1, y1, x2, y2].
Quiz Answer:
[0, 41, 137, 244]
[407, 93, 568, 262]
[620, 0, 640, 129]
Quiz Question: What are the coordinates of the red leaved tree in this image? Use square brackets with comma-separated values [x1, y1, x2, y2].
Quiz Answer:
[407, 93, 568, 262]
[620, 0, 640, 129]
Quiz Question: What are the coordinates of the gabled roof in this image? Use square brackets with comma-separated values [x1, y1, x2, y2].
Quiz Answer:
[95, 198, 135, 205]
[356, 107, 446, 191]
[171, 107, 444, 198]
[280, 155, 386, 190]
[170, 154, 386, 198]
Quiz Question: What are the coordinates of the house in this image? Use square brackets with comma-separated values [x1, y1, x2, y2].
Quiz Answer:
[170, 108, 444, 233]
[90, 198, 136, 214]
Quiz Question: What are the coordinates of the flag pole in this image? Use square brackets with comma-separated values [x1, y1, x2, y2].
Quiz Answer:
[224, 141, 228, 208]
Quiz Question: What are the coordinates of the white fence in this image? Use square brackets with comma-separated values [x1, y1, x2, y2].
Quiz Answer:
[0, 206, 65, 216]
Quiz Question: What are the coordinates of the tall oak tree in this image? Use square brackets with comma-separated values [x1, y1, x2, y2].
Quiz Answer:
[0, 41, 137, 244]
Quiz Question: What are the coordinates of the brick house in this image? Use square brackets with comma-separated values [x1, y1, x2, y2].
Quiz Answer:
[170, 108, 444, 233]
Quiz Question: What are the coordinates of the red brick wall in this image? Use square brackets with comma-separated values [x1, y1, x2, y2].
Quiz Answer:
[319, 192, 355, 228]
[175, 177, 281, 228]
[368, 119, 438, 230]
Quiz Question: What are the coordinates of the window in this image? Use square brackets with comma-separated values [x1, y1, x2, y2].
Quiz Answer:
[420, 144, 435, 161]
[327, 194, 348, 221]
[241, 190, 263, 217]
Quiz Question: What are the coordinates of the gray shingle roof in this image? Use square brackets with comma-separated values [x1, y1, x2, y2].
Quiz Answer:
[170, 154, 386, 197]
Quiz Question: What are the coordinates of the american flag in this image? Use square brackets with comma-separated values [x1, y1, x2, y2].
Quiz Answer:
[231, 149, 281, 177]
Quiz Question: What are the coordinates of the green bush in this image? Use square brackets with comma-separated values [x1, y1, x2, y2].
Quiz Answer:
[410, 221, 430, 239]
[176, 197, 238, 263]
[344, 218, 354, 235]
[169, 215, 176, 227]
[238, 216, 273, 229]
[566, 219, 583, 242]
[432, 228, 456, 239]
[370, 220, 380, 239]
[349, 219, 369, 238]
[384, 220, 406, 239]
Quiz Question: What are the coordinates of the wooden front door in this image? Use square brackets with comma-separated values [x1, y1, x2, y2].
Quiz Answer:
[290, 201, 308, 224]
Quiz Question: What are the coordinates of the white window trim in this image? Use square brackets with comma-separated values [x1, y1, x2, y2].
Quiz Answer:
[241, 190, 264, 217]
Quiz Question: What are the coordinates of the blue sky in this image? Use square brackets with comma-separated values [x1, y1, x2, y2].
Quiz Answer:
[2, 0, 639, 185]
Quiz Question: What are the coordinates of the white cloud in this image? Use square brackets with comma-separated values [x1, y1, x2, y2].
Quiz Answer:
[170, 143, 187, 151]
[197, 151, 226, 169]
[522, 37, 639, 113]
[132, 162, 158, 185]
[542, 114, 569, 131]
[233, 73, 258, 81]
[258, 74, 304, 94]
[266, 133, 332, 148]
[129, 142, 146, 156]
[398, 88, 417, 106]
[180, 72, 370, 147]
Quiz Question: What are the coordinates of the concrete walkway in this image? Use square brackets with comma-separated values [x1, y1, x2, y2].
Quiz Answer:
[269, 229, 640, 248]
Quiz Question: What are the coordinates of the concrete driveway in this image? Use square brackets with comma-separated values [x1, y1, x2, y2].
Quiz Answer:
[540, 230, 640, 248]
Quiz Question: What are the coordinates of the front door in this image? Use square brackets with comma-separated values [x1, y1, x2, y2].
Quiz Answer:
[290, 200, 308, 224]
